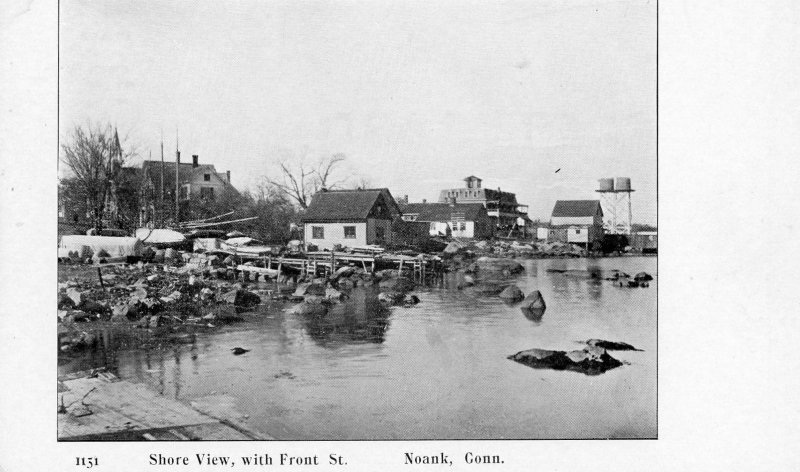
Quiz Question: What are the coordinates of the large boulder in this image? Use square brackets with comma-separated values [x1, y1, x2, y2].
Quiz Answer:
[293, 283, 326, 297]
[129, 286, 148, 302]
[333, 266, 355, 280]
[498, 285, 525, 301]
[288, 299, 329, 317]
[520, 290, 546, 311]
[475, 257, 524, 275]
[507, 345, 623, 375]
[634, 272, 653, 282]
[153, 249, 166, 263]
[66, 288, 85, 307]
[443, 242, 463, 254]
[378, 277, 415, 294]
[110, 302, 140, 322]
[336, 278, 355, 290]
[164, 248, 178, 261]
[79, 299, 107, 314]
[220, 288, 261, 308]
[325, 288, 346, 302]
[378, 291, 405, 305]
[58, 293, 76, 310]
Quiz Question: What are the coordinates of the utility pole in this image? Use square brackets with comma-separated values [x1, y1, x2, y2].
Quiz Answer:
[175, 129, 180, 224]
[160, 130, 165, 227]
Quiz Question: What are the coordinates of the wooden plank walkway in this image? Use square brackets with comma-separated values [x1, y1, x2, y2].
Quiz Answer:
[58, 373, 268, 441]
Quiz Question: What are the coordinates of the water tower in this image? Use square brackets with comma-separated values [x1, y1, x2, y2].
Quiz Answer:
[596, 177, 634, 234]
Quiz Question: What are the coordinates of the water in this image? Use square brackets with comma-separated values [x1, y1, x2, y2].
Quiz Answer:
[59, 257, 656, 439]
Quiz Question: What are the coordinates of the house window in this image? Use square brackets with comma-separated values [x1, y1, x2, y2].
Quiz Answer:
[204, 174, 211, 181]
[375, 226, 385, 243]
[200, 187, 215, 200]
[430, 222, 436, 231]
[180, 185, 190, 200]
[459, 222, 466, 231]
[312, 226, 324, 239]
[344, 226, 356, 239]
[575, 229, 581, 234]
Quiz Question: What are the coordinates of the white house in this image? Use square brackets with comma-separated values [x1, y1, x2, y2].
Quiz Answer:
[301, 188, 401, 251]
[400, 201, 493, 239]
[550, 200, 605, 247]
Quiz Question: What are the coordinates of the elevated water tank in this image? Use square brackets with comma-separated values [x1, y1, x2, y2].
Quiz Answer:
[598, 178, 615, 191]
[615, 177, 631, 191]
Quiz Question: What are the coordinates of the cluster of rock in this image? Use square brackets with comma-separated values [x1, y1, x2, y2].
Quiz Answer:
[442, 239, 586, 260]
[287, 266, 421, 318]
[599, 271, 654, 288]
[507, 339, 641, 375]
[57, 261, 264, 352]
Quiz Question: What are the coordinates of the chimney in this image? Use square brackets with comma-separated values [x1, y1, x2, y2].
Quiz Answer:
[192, 155, 199, 168]
[422, 199, 427, 204]
[226, 170, 231, 183]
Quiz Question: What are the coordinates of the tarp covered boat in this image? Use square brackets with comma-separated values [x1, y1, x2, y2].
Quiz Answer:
[135, 228, 187, 248]
[58, 236, 143, 259]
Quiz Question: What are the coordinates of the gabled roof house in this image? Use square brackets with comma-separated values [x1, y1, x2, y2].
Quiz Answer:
[400, 202, 493, 239]
[301, 188, 401, 250]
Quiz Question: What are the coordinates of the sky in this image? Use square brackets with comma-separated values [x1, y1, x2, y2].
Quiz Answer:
[59, 0, 656, 224]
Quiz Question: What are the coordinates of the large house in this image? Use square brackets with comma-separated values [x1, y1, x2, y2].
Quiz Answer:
[138, 154, 236, 227]
[437, 176, 530, 233]
[400, 201, 493, 239]
[301, 188, 402, 250]
[548, 200, 604, 247]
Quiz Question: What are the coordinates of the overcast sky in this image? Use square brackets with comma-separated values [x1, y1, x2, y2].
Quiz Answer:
[59, 0, 656, 224]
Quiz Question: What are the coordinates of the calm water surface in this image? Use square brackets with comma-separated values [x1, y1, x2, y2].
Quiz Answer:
[60, 257, 656, 439]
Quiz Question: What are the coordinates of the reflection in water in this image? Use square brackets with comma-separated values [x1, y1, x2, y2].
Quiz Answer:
[301, 289, 392, 346]
[58, 257, 657, 439]
[521, 306, 546, 324]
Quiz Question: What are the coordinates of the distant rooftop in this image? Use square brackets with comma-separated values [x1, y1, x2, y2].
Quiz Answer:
[551, 200, 603, 218]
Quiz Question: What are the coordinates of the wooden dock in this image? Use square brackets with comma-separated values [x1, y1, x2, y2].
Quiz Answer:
[234, 251, 442, 280]
[58, 371, 269, 441]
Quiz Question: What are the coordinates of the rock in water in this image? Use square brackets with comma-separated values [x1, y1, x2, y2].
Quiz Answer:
[520, 290, 546, 310]
[634, 272, 653, 282]
[378, 277, 415, 294]
[220, 289, 261, 308]
[378, 291, 405, 305]
[508, 346, 623, 375]
[231, 347, 250, 355]
[498, 285, 525, 301]
[475, 257, 524, 275]
[586, 339, 641, 351]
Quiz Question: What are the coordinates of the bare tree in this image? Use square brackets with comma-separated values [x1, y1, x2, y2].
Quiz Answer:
[349, 175, 374, 190]
[60, 123, 134, 229]
[265, 153, 347, 209]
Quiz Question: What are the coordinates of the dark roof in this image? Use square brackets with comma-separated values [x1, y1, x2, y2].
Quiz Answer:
[141, 160, 235, 192]
[551, 200, 603, 217]
[302, 188, 400, 222]
[482, 188, 519, 204]
[400, 202, 487, 222]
